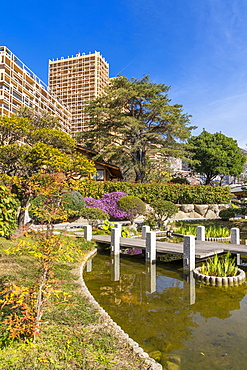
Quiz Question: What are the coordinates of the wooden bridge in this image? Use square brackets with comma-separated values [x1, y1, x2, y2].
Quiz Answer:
[92, 234, 247, 260]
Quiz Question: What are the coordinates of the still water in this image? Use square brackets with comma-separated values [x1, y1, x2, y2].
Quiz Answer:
[84, 250, 247, 370]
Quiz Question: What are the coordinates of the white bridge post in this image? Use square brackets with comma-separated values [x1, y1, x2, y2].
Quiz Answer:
[231, 227, 240, 265]
[146, 231, 156, 263]
[84, 225, 92, 241]
[197, 226, 205, 241]
[111, 227, 120, 255]
[142, 225, 150, 239]
[115, 222, 122, 235]
[183, 235, 195, 271]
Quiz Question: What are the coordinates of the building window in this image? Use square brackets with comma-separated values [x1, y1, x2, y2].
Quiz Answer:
[93, 169, 104, 181]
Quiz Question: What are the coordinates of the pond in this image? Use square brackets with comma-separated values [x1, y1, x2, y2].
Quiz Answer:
[84, 249, 247, 370]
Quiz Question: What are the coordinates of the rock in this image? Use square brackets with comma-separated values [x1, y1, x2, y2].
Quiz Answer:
[218, 204, 230, 211]
[180, 204, 194, 213]
[208, 204, 220, 213]
[205, 210, 218, 219]
[194, 204, 208, 216]
[171, 211, 188, 219]
[189, 211, 203, 218]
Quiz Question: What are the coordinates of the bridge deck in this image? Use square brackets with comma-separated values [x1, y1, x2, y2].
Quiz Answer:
[92, 235, 247, 260]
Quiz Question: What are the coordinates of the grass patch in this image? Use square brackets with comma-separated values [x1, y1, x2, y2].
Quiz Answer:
[0, 235, 149, 369]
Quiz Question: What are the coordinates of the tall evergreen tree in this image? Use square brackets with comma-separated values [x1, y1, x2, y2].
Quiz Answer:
[78, 75, 195, 182]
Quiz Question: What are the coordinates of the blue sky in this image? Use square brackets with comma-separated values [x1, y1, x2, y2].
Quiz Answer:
[2, 0, 247, 148]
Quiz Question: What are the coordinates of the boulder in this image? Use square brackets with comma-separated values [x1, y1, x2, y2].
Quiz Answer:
[194, 204, 208, 216]
[205, 209, 218, 219]
[171, 211, 188, 219]
[207, 204, 219, 213]
[189, 211, 203, 219]
[180, 204, 194, 213]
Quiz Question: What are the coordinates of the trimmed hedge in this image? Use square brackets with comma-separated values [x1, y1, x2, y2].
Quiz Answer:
[77, 181, 231, 205]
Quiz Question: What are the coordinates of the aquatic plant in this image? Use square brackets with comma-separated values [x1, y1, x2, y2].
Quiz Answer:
[174, 225, 230, 238]
[200, 251, 238, 277]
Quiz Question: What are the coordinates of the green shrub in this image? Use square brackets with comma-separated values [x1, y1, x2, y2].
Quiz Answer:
[77, 180, 231, 205]
[0, 185, 19, 238]
[29, 191, 85, 223]
[118, 196, 146, 224]
[219, 208, 236, 221]
[144, 213, 157, 229]
[149, 200, 178, 228]
[60, 191, 84, 218]
[81, 207, 109, 227]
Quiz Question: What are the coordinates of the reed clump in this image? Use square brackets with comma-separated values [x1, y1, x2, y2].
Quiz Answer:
[174, 225, 230, 238]
[200, 251, 238, 277]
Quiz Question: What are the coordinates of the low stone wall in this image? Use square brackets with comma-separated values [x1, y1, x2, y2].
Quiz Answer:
[171, 203, 229, 220]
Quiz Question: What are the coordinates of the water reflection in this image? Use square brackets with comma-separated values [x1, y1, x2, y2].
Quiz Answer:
[145, 263, 156, 293]
[86, 259, 92, 272]
[183, 271, 196, 305]
[84, 251, 247, 369]
[111, 253, 120, 281]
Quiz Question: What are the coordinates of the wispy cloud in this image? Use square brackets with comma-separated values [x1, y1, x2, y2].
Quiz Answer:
[189, 92, 247, 149]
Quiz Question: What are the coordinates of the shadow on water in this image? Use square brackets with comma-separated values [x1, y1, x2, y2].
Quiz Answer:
[84, 247, 247, 370]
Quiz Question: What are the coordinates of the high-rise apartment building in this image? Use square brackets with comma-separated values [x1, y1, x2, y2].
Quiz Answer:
[48, 51, 109, 133]
[0, 46, 71, 132]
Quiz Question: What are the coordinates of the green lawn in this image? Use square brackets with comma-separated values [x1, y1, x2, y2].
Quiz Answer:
[0, 235, 148, 370]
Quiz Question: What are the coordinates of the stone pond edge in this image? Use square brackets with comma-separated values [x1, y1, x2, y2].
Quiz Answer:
[193, 266, 246, 286]
[79, 248, 163, 370]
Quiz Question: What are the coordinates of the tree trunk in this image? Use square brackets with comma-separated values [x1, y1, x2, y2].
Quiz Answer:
[133, 149, 146, 182]
[17, 190, 31, 231]
[135, 170, 146, 182]
[205, 175, 211, 185]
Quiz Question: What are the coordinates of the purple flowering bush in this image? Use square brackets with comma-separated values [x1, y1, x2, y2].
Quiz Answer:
[84, 197, 108, 213]
[84, 192, 129, 220]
